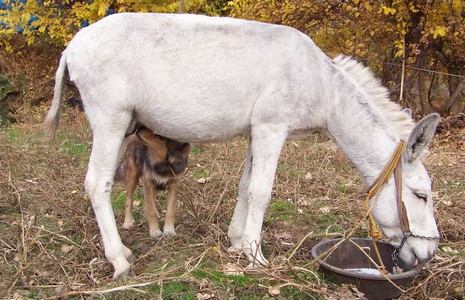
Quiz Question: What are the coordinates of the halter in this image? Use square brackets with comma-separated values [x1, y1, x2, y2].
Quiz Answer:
[365, 140, 439, 270]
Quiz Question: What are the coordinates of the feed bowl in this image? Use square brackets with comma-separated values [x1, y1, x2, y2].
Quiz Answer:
[311, 238, 422, 299]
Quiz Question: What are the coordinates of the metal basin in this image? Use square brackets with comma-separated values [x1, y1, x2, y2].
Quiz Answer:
[311, 238, 422, 299]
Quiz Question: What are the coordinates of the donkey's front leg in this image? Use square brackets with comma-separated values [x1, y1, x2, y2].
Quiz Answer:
[228, 139, 252, 252]
[85, 132, 134, 280]
[241, 124, 287, 267]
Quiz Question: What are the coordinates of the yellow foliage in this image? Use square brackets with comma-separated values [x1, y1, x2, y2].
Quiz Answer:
[432, 26, 446, 39]
[382, 5, 396, 15]
[409, 5, 419, 13]
[0, 0, 227, 48]
[364, 2, 372, 12]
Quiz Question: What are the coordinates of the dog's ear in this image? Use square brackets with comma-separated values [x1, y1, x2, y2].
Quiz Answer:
[167, 143, 191, 164]
[179, 143, 192, 157]
[136, 128, 167, 159]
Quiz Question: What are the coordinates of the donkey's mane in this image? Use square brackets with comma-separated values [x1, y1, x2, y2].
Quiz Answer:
[333, 55, 414, 139]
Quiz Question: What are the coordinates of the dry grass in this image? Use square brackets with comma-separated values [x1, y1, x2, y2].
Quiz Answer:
[1, 109, 464, 299]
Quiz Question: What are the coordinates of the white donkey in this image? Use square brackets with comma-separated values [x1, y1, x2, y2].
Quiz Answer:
[46, 13, 440, 279]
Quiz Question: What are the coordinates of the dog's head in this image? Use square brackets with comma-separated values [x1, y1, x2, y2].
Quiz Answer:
[136, 128, 191, 175]
[136, 127, 170, 165]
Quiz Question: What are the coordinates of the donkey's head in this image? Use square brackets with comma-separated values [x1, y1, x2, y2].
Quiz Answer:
[371, 113, 441, 270]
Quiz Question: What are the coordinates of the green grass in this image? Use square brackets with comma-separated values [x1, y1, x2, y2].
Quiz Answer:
[278, 162, 302, 178]
[150, 281, 196, 300]
[60, 140, 89, 156]
[4, 125, 20, 142]
[55, 131, 90, 157]
[112, 190, 128, 210]
[445, 180, 465, 191]
[191, 169, 212, 179]
[315, 213, 343, 233]
[191, 268, 258, 290]
[191, 146, 204, 154]
[266, 199, 296, 223]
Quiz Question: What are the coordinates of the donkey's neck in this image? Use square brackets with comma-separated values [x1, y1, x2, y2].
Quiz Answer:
[324, 90, 402, 188]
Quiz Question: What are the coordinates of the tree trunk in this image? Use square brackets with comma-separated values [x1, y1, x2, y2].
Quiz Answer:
[417, 52, 433, 115]
[445, 75, 464, 115]
[418, 70, 433, 114]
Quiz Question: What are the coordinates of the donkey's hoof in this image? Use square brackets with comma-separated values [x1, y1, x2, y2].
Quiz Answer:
[126, 253, 137, 263]
[113, 267, 131, 280]
[227, 245, 242, 254]
[245, 262, 267, 270]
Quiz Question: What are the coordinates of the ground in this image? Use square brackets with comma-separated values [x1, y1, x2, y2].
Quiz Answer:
[0, 106, 464, 299]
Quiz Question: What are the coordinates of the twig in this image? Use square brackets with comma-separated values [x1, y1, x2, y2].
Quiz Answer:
[287, 231, 314, 262]
[42, 275, 186, 300]
[206, 184, 228, 223]
[32, 225, 80, 247]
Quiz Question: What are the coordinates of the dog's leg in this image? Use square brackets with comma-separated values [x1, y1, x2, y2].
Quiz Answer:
[122, 159, 140, 229]
[143, 169, 162, 237]
[164, 180, 178, 236]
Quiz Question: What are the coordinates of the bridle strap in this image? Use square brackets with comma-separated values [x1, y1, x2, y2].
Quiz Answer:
[366, 141, 407, 238]
[394, 160, 410, 233]
[365, 141, 406, 273]
[367, 141, 406, 196]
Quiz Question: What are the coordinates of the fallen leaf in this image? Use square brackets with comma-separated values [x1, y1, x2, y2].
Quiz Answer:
[223, 263, 243, 276]
[60, 244, 74, 253]
[274, 232, 292, 240]
[318, 206, 331, 214]
[197, 293, 214, 300]
[268, 286, 281, 297]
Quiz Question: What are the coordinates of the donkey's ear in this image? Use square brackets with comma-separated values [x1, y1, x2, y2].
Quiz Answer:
[406, 113, 440, 162]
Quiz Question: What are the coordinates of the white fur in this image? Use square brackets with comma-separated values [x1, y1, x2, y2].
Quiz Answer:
[45, 13, 440, 279]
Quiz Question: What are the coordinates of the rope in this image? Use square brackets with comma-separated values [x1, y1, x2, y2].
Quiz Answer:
[365, 141, 407, 273]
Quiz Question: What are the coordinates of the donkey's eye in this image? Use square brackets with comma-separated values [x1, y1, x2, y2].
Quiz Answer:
[414, 192, 428, 202]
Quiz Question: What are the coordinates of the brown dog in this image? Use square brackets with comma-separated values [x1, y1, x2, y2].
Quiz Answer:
[115, 127, 191, 237]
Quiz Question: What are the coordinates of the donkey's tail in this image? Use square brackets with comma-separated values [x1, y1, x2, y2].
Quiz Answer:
[45, 50, 68, 142]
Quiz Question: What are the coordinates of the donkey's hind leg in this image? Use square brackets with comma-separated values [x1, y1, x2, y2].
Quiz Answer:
[84, 113, 134, 280]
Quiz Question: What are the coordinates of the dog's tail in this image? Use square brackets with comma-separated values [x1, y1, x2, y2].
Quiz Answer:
[114, 163, 125, 183]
